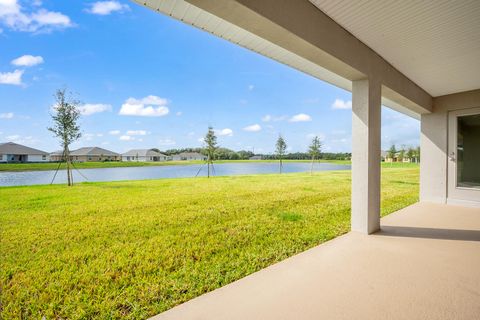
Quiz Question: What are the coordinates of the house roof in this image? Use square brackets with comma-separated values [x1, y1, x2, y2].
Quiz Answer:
[70, 147, 119, 156]
[50, 150, 63, 156]
[0, 142, 48, 155]
[122, 149, 166, 157]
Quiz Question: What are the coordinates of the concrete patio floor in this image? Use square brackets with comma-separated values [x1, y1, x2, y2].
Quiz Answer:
[152, 202, 480, 320]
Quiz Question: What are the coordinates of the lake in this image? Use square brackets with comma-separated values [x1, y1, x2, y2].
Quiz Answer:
[0, 162, 351, 187]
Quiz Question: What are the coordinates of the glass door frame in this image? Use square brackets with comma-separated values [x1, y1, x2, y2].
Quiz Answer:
[447, 107, 480, 206]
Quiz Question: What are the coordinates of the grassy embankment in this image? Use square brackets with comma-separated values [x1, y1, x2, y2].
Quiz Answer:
[0, 159, 417, 172]
[0, 165, 419, 319]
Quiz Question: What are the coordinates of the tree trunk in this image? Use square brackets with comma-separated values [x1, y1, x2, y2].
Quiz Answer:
[207, 155, 210, 178]
[310, 155, 315, 175]
[279, 158, 283, 174]
[65, 146, 72, 186]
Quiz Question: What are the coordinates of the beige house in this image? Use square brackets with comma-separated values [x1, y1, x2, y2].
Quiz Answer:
[135, 1, 480, 319]
[67, 147, 120, 162]
[122, 149, 169, 162]
[171, 152, 206, 161]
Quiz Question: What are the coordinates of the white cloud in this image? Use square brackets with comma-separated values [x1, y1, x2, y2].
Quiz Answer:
[126, 130, 147, 136]
[261, 115, 271, 122]
[176, 111, 182, 116]
[86, 1, 129, 15]
[11, 54, 44, 67]
[5, 134, 37, 144]
[332, 99, 352, 110]
[119, 95, 169, 117]
[158, 138, 176, 146]
[248, 84, 254, 91]
[289, 113, 312, 122]
[6, 134, 20, 141]
[109, 130, 120, 135]
[78, 103, 112, 116]
[306, 133, 325, 140]
[0, 1, 73, 33]
[83, 133, 95, 141]
[216, 128, 233, 136]
[243, 124, 262, 132]
[119, 135, 134, 141]
[0, 69, 23, 85]
[0, 112, 14, 119]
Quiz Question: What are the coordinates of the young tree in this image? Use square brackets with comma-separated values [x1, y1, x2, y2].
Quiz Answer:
[415, 146, 421, 163]
[308, 136, 322, 174]
[387, 144, 397, 162]
[204, 126, 218, 178]
[398, 145, 406, 162]
[406, 147, 415, 163]
[275, 135, 287, 173]
[48, 89, 82, 186]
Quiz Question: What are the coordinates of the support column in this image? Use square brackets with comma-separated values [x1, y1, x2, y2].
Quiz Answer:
[351, 79, 381, 234]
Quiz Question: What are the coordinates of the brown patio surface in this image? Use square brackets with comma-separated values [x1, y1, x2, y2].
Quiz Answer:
[152, 202, 480, 320]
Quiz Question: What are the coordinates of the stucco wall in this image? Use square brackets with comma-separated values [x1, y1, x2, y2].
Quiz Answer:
[420, 89, 480, 203]
[28, 155, 49, 162]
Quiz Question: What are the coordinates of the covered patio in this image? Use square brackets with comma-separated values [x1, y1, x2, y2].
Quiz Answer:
[153, 202, 480, 319]
[135, 0, 480, 318]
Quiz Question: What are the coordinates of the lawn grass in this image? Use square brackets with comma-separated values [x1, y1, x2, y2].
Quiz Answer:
[0, 166, 419, 319]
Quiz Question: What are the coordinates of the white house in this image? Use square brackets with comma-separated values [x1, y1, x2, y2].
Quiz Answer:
[0, 142, 49, 163]
[122, 149, 169, 162]
[171, 152, 207, 161]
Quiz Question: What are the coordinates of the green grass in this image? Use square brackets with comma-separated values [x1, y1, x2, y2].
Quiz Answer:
[0, 166, 419, 319]
[0, 159, 418, 172]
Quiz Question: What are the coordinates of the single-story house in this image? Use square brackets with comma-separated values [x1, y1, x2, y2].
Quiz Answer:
[49, 150, 65, 162]
[69, 147, 120, 162]
[171, 152, 207, 161]
[122, 149, 169, 162]
[249, 155, 263, 160]
[0, 142, 49, 163]
[384, 152, 417, 163]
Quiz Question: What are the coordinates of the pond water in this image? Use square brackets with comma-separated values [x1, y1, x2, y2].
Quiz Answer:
[0, 162, 351, 187]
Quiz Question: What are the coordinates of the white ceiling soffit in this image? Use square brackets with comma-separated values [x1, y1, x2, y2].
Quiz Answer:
[310, 0, 480, 97]
[134, 0, 422, 118]
[135, 0, 351, 92]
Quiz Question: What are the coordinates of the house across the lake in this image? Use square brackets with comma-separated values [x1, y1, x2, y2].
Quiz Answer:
[0, 142, 49, 163]
[249, 155, 263, 160]
[68, 147, 120, 162]
[171, 152, 207, 161]
[122, 149, 169, 162]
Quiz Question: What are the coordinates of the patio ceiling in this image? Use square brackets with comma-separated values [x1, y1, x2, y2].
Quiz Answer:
[133, 0, 435, 118]
[310, 0, 480, 97]
[134, 0, 479, 117]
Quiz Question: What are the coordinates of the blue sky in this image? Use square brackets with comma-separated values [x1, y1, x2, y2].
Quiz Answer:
[0, 0, 420, 154]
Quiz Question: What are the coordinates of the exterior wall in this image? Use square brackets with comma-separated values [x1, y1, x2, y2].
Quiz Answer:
[0, 154, 48, 162]
[28, 154, 49, 162]
[71, 155, 120, 162]
[122, 156, 147, 162]
[122, 155, 169, 162]
[420, 89, 480, 203]
[172, 154, 206, 161]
